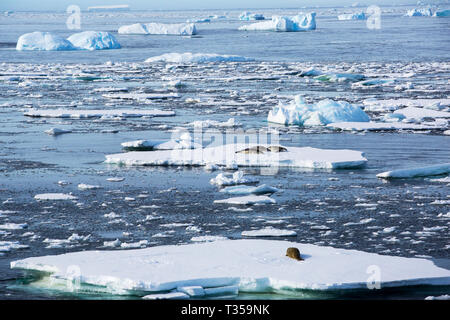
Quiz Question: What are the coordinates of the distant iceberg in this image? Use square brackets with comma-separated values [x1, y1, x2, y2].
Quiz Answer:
[239, 12, 316, 32]
[16, 31, 120, 51]
[16, 32, 75, 51]
[145, 52, 254, 63]
[239, 11, 265, 21]
[337, 12, 366, 20]
[67, 31, 120, 50]
[405, 8, 433, 17]
[434, 9, 450, 17]
[118, 23, 197, 36]
[268, 95, 370, 126]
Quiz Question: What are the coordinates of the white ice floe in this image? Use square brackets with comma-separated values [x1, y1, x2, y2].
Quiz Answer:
[145, 52, 254, 63]
[122, 134, 201, 151]
[338, 12, 366, 20]
[34, 193, 77, 201]
[67, 31, 120, 50]
[363, 98, 450, 112]
[16, 32, 75, 51]
[406, 8, 433, 17]
[268, 95, 369, 126]
[425, 294, 450, 300]
[11, 239, 450, 295]
[214, 195, 276, 205]
[239, 12, 316, 31]
[210, 171, 258, 187]
[118, 23, 197, 36]
[77, 184, 102, 191]
[220, 184, 278, 195]
[242, 227, 296, 237]
[190, 118, 241, 128]
[0, 241, 29, 253]
[44, 128, 72, 136]
[191, 236, 229, 242]
[327, 121, 444, 131]
[24, 109, 175, 119]
[102, 92, 180, 100]
[0, 223, 28, 230]
[105, 144, 368, 169]
[393, 107, 450, 120]
[377, 163, 450, 179]
[239, 12, 265, 20]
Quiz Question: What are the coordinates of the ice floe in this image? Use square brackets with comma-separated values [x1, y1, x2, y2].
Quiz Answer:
[16, 32, 75, 51]
[24, 109, 175, 119]
[239, 12, 265, 21]
[214, 195, 276, 205]
[145, 52, 254, 63]
[239, 12, 316, 32]
[11, 239, 450, 295]
[118, 23, 197, 36]
[0, 241, 29, 253]
[393, 107, 450, 120]
[34, 193, 78, 201]
[338, 12, 366, 20]
[210, 171, 258, 187]
[77, 184, 102, 191]
[105, 144, 368, 169]
[44, 128, 72, 136]
[434, 9, 450, 17]
[405, 8, 433, 17]
[121, 137, 200, 151]
[268, 95, 369, 126]
[67, 31, 121, 51]
[241, 227, 297, 237]
[220, 184, 278, 195]
[377, 163, 450, 179]
[327, 121, 444, 132]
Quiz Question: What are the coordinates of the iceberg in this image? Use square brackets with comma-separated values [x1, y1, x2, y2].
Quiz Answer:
[337, 12, 367, 20]
[377, 163, 450, 179]
[118, 23, 197, 36]
[434, 10, 450, 17]
[16, 32, 75, 51]
[11, 239, 450, 296]
[239, 12, 265, 21]
[145, 52, 254, 63]
[405, 8, 433, 17]
[267, 96, 370, 126]
[66, 31, 120, 50]
[239, 13, 316, 32]
[105, 143, 368, 169]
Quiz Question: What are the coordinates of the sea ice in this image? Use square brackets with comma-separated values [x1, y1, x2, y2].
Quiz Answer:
[105, 144, 368, 169]
[44, 128, 72, 136]
[241, 227, 297, 237]
[210, 171, 258, 186]
[34, 193, 77, 201]
[268, 95, 369, 126]
[24, 109, 175, 119]
[239, 12, 316, 32]
[377, 163, 450, 179]
[239, 12, 265, 20]
[16, 32, 75, 51]
[406, 8, 433, 17]
[220, 184, 278, 195]
[145, 52, 254, 63]
[11, 239, 450, 295]
[434, 10, 450, 17]
[338, 12, 366, 20]
[327, 121, 443, 131]
[393, 107, 450, 120]
[67, 31, 121, 50]
[77, 184, 102, 191]
[118, 23, 197, 36]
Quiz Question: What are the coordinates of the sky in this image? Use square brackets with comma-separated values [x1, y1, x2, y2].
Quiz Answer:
[0, 0, 422, 11]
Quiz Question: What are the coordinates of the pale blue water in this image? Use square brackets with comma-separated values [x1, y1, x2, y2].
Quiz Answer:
[0, 5, 449, 300]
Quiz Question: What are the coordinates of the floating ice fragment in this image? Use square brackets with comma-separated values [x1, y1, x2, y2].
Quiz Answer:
[239, 12, 316, 31]
[118, 23, 197, 36]
[377, 164, 450, 179]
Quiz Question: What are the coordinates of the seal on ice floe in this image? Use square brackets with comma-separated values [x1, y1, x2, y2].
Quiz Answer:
[286, 247, 303, 261]
[267, 145, 287, 153]
[235, 145, 288, 154]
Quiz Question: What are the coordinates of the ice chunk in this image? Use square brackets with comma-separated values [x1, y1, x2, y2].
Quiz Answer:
[16, 32, 75, 51]
[190, 118, 241, 128]
[78, 184, 102, 191]
[118, 23, 197, 36]
[214, 195, 276, 205]
[268, 96, 369, 126]
[239, 12, 316, 32]
[143, 292, 189, 300]
[0, 241, 29, 253]
[434, 10, 450, 17]
[239, 12, 265, 21]
[24, 109, 175, 119]
[11, 239, 450, 295]
[145, 52, 254, 63]
[242, 227, 297, 237]
[66, 31, 120, 50]
[44, 128, 72, 136]
[122, 135, 201, 151]
[0, 223, 28, 230]
[220, 184, 279, 195]
[105, 144, 368, 169]
[34, 193, 77, 201]
[393, 107, 450, 120]
[377, 163, 450, 179]
[406, 8, 433, 17]
[338, 12, 367, 20]
[210, 171, 258, 186]
[177, 286, 205, 297]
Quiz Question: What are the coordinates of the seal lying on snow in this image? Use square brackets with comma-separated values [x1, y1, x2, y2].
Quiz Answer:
[235, 145, 288, 154]
[286, 247, 303, 261]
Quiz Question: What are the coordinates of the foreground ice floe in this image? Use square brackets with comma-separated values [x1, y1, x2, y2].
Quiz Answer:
[118, 23, 197, 36]
[239, 12, 316, 32]
[268, 95, 369, 126]
[24, 109, 175, 119]
[145, 52, 254, 63]
[105, 144, 368, 169]
[377, 163, 450, 179]
[11, 239, 450, 296]
[16, 31, 120, 51]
